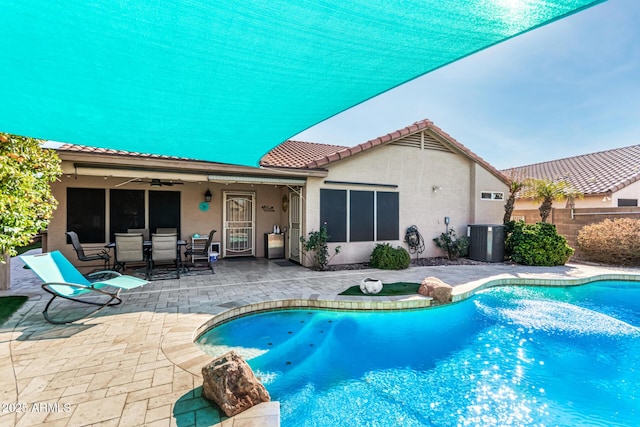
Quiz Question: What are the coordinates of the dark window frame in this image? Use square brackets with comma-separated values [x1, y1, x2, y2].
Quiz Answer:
[618, 198, 638, 207]
[320, 188, 399, 243]
[320, 189, 347, 242]
[67, 188, 106, 243]
[349, 190, 374, 242]
[109, 189, 146, 241]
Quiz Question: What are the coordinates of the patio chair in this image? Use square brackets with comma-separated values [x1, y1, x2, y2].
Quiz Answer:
[66, 231, 111, 269]
[114, 233, 147, 276]
[184, 229, 216, 273]
[19, 251, 148, 324]
[156, 227, 177, 235]
[149, 233, 180, 279]
[127, 228, 150, 240]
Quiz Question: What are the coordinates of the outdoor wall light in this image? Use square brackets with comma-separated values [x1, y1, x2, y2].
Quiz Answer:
[204, 189, 212, 202]
[432, 185, 442, 192]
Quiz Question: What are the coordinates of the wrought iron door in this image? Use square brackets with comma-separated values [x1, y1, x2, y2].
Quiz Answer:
[223, 192, 255, 257]
[288, 191, 301, 262]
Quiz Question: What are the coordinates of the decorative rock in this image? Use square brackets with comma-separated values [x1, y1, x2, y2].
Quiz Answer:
[418, 276, 453, 303]
[360, 278, 383, 294]
[202, 350, 270, 417]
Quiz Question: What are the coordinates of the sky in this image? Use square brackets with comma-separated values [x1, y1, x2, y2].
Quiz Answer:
[293, 0, 640, 171]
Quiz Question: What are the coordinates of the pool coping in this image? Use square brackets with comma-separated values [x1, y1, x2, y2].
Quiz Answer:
[161, 272, 640, 427]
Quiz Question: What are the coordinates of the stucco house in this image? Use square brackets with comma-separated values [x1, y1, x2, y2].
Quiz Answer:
[47, 119, 509, 268]
[505, 144, 640, 212]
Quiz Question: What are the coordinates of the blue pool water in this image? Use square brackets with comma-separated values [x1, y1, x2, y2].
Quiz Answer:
[197, 281, 640, 426]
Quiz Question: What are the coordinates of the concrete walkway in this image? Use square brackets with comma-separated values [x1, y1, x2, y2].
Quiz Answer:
[1, 253, 639, 427]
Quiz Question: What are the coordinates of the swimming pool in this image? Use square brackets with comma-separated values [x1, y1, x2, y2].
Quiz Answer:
[197, 281, 640, 426]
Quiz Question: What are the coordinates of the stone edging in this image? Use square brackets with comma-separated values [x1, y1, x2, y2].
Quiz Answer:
[451, 272, 640, 302]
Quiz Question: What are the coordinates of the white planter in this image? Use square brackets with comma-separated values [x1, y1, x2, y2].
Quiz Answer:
[360, 278, 383, 295]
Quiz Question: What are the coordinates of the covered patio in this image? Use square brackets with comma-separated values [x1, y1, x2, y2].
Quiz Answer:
[2, 250, 638, 426]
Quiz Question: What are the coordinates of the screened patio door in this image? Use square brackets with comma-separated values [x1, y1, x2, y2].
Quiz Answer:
[288, 191, 302, 263]
[223, 191, 255, 257]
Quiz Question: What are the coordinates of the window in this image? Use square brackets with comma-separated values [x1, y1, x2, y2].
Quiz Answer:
[481, 191, 504, 201]
[618, 198, 638, 207]
[377, 192, 399, 240]
[68, 187, 183, 243]
[149, 190, 181, 235]
[320, 189, 347, 242]
[350, 191, 374, 241]
[67, 188, 106, 243]
[320, 189, 399, 242]
[110, 189, 145, 241]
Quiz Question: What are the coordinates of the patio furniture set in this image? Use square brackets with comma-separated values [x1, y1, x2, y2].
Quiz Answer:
[19, 229, 218, 324]
[67, 229, 217, 278]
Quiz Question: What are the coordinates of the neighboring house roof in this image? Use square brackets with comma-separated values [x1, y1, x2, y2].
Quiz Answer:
[504, 144, 640, 195]
[261, 119, 509, 184]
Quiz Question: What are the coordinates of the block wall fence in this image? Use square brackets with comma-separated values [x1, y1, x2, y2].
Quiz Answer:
[512, 207, 640, 260]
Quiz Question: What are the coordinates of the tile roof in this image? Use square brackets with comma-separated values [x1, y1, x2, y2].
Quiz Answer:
[503, 145, 640, 195]
[261, 119, 509, 184]
[56, 143, 192, 160]
[56, 119, 509, 185]
[259, 140, 349, 169]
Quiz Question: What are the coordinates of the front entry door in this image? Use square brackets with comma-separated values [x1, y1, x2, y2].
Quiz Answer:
[223, 191, 255, 257]
[288, 191, 302, 263]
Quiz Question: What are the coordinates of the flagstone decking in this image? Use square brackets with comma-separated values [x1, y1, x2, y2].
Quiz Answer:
[2, 252, 639, 427]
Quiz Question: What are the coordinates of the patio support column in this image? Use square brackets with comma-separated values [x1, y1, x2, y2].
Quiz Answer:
[0, 253, 10, 290]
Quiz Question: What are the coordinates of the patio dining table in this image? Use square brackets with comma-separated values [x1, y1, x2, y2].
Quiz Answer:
[105, 239, 187, 271]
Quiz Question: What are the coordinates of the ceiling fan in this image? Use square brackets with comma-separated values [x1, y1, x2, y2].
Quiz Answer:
[115, 178, 185, 188]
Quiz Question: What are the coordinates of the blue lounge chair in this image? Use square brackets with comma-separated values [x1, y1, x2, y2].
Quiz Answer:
[20, 251, 148, 324]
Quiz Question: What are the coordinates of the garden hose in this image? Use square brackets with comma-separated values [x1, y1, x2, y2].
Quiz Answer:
[404, 225, 425, 257]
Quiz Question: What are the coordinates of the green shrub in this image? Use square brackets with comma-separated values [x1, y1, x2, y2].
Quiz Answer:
[577, 218, 640, 266]
[506, 222, 573, 266]
[433, 229, 468, 259]
[369, 243, 410, 270]
[503, 220, 518, 257]
[300, 224, 341, 270]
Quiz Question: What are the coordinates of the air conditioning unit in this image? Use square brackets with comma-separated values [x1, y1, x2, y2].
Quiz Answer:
[467, 224, 505, 262]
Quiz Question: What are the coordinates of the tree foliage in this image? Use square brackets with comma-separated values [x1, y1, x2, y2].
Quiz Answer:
[0, 133, 61, 257]
[522, 178, 583, 223]
[506, 221, 574, 266]
[502, 169, 526, 224]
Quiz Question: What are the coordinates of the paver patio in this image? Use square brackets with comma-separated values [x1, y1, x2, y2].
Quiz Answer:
[2, 251, 639, 426]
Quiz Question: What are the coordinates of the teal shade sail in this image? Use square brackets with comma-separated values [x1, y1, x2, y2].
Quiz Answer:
[1, 1, 604, 166]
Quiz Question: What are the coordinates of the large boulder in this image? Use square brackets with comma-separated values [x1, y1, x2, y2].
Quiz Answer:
[202, 351, 270, 417]
[418, 277, 453, 303]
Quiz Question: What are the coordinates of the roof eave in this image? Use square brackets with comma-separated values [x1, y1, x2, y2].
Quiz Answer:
[58, 150, 324, 178]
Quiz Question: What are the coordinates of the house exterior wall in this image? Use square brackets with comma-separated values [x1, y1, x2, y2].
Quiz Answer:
[48, 172, 284, 267]
[514, 195, 610, 212]
[471, 163, 508, 224]
[303, 142, 507, 265]
[613, 181, 640, 206]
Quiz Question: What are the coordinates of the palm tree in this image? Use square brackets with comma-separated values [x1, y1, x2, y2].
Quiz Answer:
[523, 178, 583, 223]
[502, 169, 526, 224]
